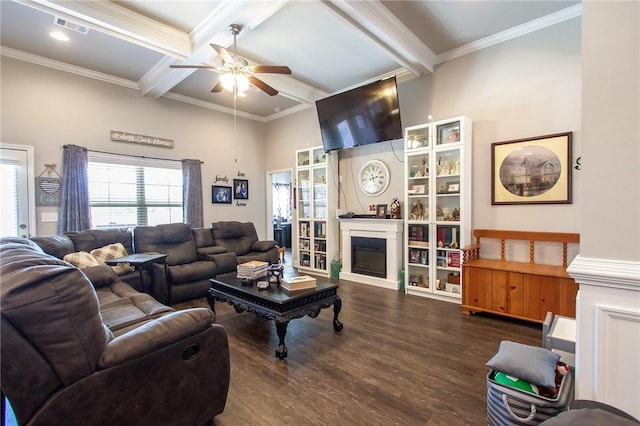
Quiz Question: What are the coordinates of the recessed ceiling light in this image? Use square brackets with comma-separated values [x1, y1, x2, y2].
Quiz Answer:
[50, 31, 69, 42]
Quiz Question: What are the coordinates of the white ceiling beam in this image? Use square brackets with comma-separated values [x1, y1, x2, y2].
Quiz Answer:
[321, 0, 436, 77]
[139, 0, 329, 104]
[20, 0, 190, 57]
[140, 0, 291, 98]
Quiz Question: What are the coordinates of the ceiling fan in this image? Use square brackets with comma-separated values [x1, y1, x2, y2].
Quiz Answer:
[170, 24, 291, 97]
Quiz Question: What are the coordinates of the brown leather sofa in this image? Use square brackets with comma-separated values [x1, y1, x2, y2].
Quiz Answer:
[133, 222, 278, 304]
[0, 237, 230, 426]
[30, 228, 145, 290]
[29, 221, 278, 305]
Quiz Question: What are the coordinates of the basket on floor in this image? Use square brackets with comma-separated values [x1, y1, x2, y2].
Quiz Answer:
[487, 369, 573, 425]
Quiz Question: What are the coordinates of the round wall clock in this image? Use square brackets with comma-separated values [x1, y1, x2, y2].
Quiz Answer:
[358, 160, 390, 196]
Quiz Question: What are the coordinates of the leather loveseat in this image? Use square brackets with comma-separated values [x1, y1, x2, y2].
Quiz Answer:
[0, 237, 230, 426]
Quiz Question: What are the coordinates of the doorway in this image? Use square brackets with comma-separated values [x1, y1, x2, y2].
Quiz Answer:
[266, 168, 293, 248]
[0, 144, 36, 237]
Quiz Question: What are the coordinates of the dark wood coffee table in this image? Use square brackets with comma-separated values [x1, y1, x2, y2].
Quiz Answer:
[208, 275, 343, 359]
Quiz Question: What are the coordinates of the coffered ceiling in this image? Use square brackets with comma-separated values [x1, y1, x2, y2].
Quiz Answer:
[0, 0, 581, 121]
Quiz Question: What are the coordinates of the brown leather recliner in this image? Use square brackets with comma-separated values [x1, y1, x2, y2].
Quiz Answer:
[211, 221, 279, 264]
[133, 223, 218, 305]
[0, 238, 230, 426]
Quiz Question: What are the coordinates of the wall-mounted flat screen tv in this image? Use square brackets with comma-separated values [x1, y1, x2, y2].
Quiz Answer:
[316, 76, 402, 153]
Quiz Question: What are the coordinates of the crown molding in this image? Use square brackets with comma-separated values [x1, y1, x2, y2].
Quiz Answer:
[436, 4, 582, 64]
[161, 92, 266, 123]
[1, 47, 139, 90]
[322, 0, 435, 76]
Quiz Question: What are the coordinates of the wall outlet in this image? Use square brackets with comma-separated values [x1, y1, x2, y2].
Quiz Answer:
[41, 212, 58, 223]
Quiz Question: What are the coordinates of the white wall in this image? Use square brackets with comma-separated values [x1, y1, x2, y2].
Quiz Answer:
[266, 17, 582, 234]
[580, 2, 639, 260]
[0, 57, 270, 238]
[569, 1, 640, 417]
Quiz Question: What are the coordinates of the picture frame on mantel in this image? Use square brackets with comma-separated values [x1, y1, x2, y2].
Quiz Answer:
[491, 132, 572, 205]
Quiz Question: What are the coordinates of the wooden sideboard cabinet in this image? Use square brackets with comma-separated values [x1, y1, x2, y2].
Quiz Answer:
[461, 230, 580, 323]
[463, 265, 579, 322]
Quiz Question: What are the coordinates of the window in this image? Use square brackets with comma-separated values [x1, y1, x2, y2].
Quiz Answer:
[0, 160, 19, 237]
[88, 154, 182, 228]
[272, 182, 291, 222]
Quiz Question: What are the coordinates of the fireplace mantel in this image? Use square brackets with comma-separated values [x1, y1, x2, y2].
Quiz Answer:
[338, 219, 403, 290]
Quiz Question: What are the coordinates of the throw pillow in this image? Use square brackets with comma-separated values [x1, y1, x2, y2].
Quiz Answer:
[63, 251, 101, 269]
[486, 340, 561, 388]
[90, 243, 135, 275]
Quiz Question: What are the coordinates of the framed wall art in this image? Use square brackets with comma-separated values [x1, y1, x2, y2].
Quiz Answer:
[233, 179, 249, 200]
[212, 185, 232, 204]
[491, 132, 572, 205]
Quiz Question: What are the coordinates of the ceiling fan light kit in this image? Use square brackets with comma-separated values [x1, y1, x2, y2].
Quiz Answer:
[220, 72, 250, 95]
[170, 23, 291, 98]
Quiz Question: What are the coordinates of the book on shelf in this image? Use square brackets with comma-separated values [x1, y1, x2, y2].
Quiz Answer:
[448, 252, 461, 268]
[281, 275, 317, 291]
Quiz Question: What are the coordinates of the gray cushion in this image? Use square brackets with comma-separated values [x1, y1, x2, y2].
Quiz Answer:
[486, 341, 560, 387]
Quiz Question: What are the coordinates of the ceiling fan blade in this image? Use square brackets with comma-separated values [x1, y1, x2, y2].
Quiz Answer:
[211, 82, 223, 93]
[211, 43, 236, 65]
[248, 65, 291, 74]
[170, 64, 217, 70]
[248, 76, 278, 96]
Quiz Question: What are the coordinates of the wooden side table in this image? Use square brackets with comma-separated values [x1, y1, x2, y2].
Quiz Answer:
[106, 252, 168, 294]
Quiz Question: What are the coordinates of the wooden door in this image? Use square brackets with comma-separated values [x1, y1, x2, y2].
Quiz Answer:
[463, 266, 492, 310]
[492, 270, 508, 314]
[506, 272, 524, 317]
[523, 274, 542, 321]
[557, 278, 579, 318]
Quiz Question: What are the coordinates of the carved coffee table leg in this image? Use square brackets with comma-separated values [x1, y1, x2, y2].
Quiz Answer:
[275, 319, 289, 359]
[206, 292, 217, 321]
[333, 296, 344, 331]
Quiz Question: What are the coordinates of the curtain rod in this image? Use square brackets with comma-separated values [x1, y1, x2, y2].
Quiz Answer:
[63, 145, 204, 164]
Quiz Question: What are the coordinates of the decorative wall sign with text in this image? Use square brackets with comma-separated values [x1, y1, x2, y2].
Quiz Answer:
[110, 130, 174, 149]
[36, 164, 61, 206]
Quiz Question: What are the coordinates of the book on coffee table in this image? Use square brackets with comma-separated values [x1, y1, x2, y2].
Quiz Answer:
[237, 260, 268, 279]
[281, 275, 317, 291]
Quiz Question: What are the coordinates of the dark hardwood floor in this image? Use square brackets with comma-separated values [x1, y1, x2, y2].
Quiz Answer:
[174, 255, 541, 426]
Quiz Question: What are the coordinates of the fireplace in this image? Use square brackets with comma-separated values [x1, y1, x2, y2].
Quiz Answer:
[339, 218, 403, 290]
[351, 237, 387, 278]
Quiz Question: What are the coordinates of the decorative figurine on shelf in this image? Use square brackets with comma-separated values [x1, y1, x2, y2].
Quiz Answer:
[438, 240, 444, 248]
[411, 200, 424, 221]
[449, 240, 458, 249]
[452, 208, 460, 221]
[390, 198, 401, 219]
[436, 206, 444, 221]
[422, 157, 428, 176]
[369, 203, 376, 212]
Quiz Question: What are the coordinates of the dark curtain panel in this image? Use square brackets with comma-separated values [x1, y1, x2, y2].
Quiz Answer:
[182, 159, 203, 228]
[58, 144, 91, 233]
